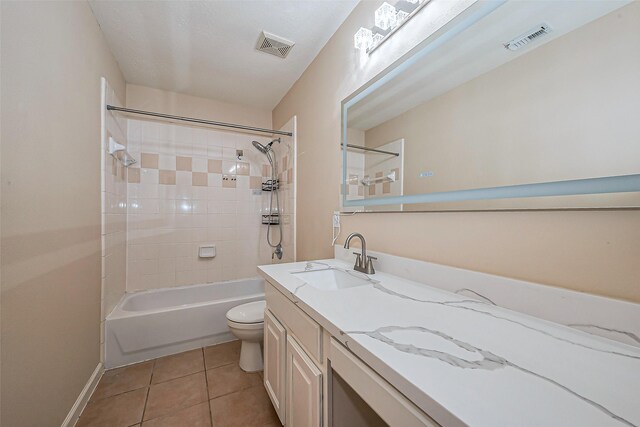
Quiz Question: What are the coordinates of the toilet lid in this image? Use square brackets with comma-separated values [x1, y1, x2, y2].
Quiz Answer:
[226, 300, 266, 324]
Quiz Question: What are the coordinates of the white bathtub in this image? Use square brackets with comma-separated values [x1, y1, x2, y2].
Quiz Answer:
[105, 278, 264, 368]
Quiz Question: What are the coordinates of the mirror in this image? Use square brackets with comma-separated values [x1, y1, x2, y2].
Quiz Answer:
[342, 0, 640, 211]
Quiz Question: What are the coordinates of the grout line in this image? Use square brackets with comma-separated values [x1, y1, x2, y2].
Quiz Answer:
[203, 347, 214, 426]
[139, 359, 156, 423]
[141, 401, 210, 424]
[150, 367, 207, 386]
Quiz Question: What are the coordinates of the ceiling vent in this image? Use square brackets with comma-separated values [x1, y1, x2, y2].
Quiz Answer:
[256, 31, 295, 58]
[504, 24, 552, 51]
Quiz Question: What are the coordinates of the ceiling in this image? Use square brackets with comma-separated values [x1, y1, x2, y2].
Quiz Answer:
[89, 0, 359, 109]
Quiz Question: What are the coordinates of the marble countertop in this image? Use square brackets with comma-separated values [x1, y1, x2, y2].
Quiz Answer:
[258, 259, 640, 427]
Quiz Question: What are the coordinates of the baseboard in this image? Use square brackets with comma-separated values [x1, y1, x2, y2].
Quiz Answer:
[61, 362, 104, 427]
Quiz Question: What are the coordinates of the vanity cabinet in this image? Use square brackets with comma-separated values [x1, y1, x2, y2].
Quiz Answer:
[264, 279, 436, 427]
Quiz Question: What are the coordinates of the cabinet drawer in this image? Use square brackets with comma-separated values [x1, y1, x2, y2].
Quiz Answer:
[329, 338, 439, 427]
[265, 281, 322, 362]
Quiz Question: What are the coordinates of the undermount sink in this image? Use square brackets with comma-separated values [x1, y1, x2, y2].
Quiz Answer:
[291, 268, 372, 291]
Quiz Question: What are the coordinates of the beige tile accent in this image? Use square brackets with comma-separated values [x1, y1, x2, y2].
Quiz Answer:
[176, 156, 192, 171]
[222, 175, 237, 189]
[282, 156, 288, 169]
[206, 363, 261, 399]
[152, 349, 204, 384]
[141, 153, 159, 169]
[236, 162, 250, 176]
[144, 372, 208, 421]
[368, 185, 376, 196]
[287, 168, 293, 184]
[203, 340, 240, 370]
[209, 385, 280, 427]
[142, 402, 211, 427]
[208, 159, 222, 173]
[159, 170, 176, 185]
[375, 171, 383, 178]
[192, 172, 208, 187]
[77, 388, 147, 427]
[358, 186, 364, 196]
[128, 168, 141, 184]
[262, 164, 270, 177]
[383, 182, 391, 194]
[91, 361, 153, 401]
[250, 176, 262, 190]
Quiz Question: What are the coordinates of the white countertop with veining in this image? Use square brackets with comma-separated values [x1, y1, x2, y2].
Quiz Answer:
[258, 259, 640, 427]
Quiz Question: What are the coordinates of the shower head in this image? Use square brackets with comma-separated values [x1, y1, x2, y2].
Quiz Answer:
[252, 138, 281, 154]
[252, 140, 269, 154]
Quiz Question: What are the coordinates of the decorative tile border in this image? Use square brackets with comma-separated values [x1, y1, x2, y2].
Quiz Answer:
[128, 153, 269, 188]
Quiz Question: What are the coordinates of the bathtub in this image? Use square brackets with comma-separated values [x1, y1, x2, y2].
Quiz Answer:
[105, 278, 264, 368]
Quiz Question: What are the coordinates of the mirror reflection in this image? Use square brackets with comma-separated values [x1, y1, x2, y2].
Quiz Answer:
[344, 0, 640, 211]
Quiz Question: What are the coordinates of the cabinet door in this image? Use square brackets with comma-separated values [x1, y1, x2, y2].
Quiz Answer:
[264, 309, 287, 424]
[286, 335, 322, 427]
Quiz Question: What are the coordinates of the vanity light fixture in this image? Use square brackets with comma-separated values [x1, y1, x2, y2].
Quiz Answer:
[354, 0, 430, 54]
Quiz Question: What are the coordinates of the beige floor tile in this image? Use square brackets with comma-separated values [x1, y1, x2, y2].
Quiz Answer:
[144, 372, 208, 421]
[152, 349, 204, 384]
[78, 388, 147, 427]
[204, 340, 240, 370]
[91, 361, 153, 401]
[142, 402, 212, 427]
[206, 363, 261, 399]
[209, 385, 281, 427]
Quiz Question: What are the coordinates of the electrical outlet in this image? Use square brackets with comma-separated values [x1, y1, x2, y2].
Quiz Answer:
[332, 211, 340, 227]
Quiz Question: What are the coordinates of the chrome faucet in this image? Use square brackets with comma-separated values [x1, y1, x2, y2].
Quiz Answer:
[344, 232, 376, 274]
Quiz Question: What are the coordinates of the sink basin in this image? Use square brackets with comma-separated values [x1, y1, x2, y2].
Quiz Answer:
[291, 268, 372, 291]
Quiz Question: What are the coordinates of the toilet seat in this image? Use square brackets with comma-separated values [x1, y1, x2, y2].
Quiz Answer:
[226, 300, 266, 324]
[227, 319, 263, 331]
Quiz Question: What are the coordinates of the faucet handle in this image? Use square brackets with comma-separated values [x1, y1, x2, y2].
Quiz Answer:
[365, 255, 377, 274]
[352, 252, 363, 267]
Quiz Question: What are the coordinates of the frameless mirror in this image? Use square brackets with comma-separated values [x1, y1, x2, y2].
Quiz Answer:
[342, 0, 640, 211]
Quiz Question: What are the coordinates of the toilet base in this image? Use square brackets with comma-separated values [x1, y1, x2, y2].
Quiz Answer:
[239, 341, 263, 372]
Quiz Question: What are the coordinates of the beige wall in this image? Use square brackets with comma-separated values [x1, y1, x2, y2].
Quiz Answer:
[273, 0, 640, 303]
[1, 1, 126, 425]
[363, 3, 640, 210]
[127, 84, 272, 129]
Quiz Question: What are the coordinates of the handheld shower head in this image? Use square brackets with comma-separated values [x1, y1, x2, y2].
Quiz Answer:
[252, 140, 269, 154]
[252, 138, 281, 154]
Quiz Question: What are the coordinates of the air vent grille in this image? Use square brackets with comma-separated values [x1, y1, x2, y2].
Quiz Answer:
[256, 31, 295, 58]
[505, 24, 552, 51]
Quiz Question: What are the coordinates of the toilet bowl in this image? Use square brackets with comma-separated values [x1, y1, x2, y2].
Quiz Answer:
[226, 300, 266, 372]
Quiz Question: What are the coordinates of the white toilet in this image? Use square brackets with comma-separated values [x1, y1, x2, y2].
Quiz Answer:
[226, 300, 266, 372]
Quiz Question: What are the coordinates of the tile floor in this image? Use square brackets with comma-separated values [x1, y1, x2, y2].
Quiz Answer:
[78, 340, 281, 427]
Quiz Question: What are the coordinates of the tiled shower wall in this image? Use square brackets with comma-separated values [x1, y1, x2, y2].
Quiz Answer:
[125, 118, 295, 291]
[100, 78, 128, 360]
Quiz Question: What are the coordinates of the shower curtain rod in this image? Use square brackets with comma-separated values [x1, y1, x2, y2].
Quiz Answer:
[106, 105, 293, 137]
[341, 143, 399, 156]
